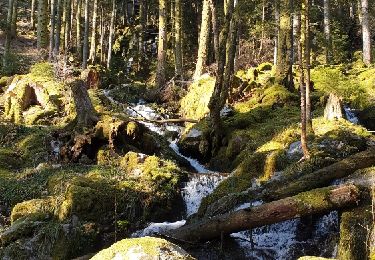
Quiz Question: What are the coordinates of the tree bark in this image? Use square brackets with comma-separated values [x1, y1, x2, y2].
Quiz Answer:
[49, 0, 56, 60]
[168, 185, 360, 243]
[31, 0, 36, 29]
[156, 0, 167, 88]
[64, 0, 72, 52]
[54, 0, 63, 56]
[37, 0, 49, 49]
[174, 0, 183, 78]
[361, 0, 371, 65]
[10, 0, 17, 38]
[207, 0, 235, 155]
[69, 79, 98, 128]
[3, 0, 14, 71]
[209, 0, 219, 63]
[304, 0, 312, 132]
[323, 0, 332, 64]
[82, 0, 89, 69]
[324, 93, 344, 121]
[193, 0, 211, 80]
[274, 0, 280, 66]
[76, 0, 82, 60]
[275, 0, 293, 89]
[89, 0, 98, 63]
[106, 0, 116, 69]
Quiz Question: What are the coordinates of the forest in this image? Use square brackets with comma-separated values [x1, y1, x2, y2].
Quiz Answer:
[0, 0, 375, 259]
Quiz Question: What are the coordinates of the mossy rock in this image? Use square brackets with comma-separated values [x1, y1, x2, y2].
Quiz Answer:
[91, 237, 195, 260]
[11, 197, 57, 223]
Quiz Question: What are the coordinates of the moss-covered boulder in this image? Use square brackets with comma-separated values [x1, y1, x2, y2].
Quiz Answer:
[358, 105, 375, 131]
[91, 237, 195, 260]
[11, 197, 57, 223]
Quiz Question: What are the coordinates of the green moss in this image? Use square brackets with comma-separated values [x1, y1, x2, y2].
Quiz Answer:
[180, 75, 215, 121]
[11, 197, 57, 223]
[29, 62, 55, 81]
[91, 237, 195, 260]
[257, 62, 273, 72]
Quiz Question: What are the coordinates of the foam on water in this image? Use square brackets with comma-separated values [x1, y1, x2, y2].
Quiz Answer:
[131, 220, 186, 238]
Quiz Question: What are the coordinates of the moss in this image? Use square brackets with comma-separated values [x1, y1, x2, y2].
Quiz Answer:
[257, 62, 273, 72]
[91, 237, 195, 260]
[180, 75, 215, 121]
[29, 62, 55, 81]
[261, 84, 298, 106]
[338, 206, 372, 260]
[11, 197, 57, 223]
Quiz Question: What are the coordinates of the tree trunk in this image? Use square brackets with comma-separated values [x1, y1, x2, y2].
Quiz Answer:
[361, 0, 371, 65]
[324, 93, 344, 120]
[99, 5, 105, 64]
[209, 0, 219, 63]
[37, 0, 49, 49]
[49, 0, 56, 60]
[275, 0, 293, 89]
[174, 0, 183, 78]
[82, 0, 89, 69]
[106, 0, 116, 69]
[89, 0, 98, 63]
[54, 0, 63, 56]
[31, 0, 36, 29]
[76, 0, 82, 60]
[323, 0, 332, 64]
[200, 147, 375, 218]
[258, 0, 266, 58]
[304, 0, 312, 132]
[274, 0, 280, 66]
[3, 0, 15, 71]
[265, 147, 375, 201]
[207, 0, 235, 155]
[168, 185, 360, 243]
[138, 0, 146, 69]
[64, 0, 72, 52]
[156, 0, 167, 88]
[298, 4, 310, 159]
[193, 0, 210, 80]
[10, 0, 17, 38]
[69, 79, 98, 128]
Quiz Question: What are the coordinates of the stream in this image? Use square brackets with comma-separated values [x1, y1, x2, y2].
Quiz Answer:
[104, 89, 361, 259]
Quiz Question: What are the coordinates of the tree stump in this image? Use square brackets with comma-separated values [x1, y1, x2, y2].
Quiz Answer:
[324, 93, 344, 121]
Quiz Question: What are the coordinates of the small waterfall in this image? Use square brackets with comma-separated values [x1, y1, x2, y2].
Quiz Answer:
[344, 106, 359, 124]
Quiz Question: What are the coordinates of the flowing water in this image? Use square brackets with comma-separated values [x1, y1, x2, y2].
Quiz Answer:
[104, 89, 340, 259]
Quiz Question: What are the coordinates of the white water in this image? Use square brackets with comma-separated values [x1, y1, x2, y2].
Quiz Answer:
[344, 106, 359, 124]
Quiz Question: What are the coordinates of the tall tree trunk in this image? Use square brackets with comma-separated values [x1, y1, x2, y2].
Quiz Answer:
[274, 0, 280, 66]
[193, 0, 210, 80]
[89, 0, 98, 63]
[207, 0, 235, 155]
[323, 0, 332, 64]
[174, 0, 183, 78]
[156, 0, 167, 88]
[49, 0, 56, 60]
[275, 0, 293, 89]
[258, 0, 266, 58]
[76, 0, 82, 60]
[64, 0, 72, 52]
[107, 0, 116, 69]
[304, 0, 312, 132]
[31, 0, 36, 29]
[37, 0, 49, 49]
[168, 184, 360, 243]
[209, 0, 219, 63]
[10, 0, 17, 38]
[138, 0, 146, 68]
[54, 0, 63, 56]
[361, 0, 371, 65]
[298, 5, 310, 159]
[99, 5, 105, 64]
[3, 0, 15, 70]
[82, 0, 89, 69]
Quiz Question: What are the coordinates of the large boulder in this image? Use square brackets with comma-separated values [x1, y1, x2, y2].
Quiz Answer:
[91, 237, 195, 260]
[358, 105, 375, 131]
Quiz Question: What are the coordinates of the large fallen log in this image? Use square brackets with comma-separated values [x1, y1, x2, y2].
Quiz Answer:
[200, 147, 375, 218]
[167, 184, 360, 243]
[265, 147, 375, 201]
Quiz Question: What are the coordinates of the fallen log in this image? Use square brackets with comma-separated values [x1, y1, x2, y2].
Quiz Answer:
[199, 147, 375, 218]
[129, 117, 199, 124]
[265, 147, 375, 201]
[167, 184, 360, 243]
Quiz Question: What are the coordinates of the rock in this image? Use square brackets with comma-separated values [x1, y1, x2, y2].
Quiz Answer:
[11, 197, 56, 223]
[178, 128, 207, 161]
[91, 237, 195, 260]
[287, 141, 303, 159]
[0, 217, 41, 246]
[358, 105, 375, 131]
